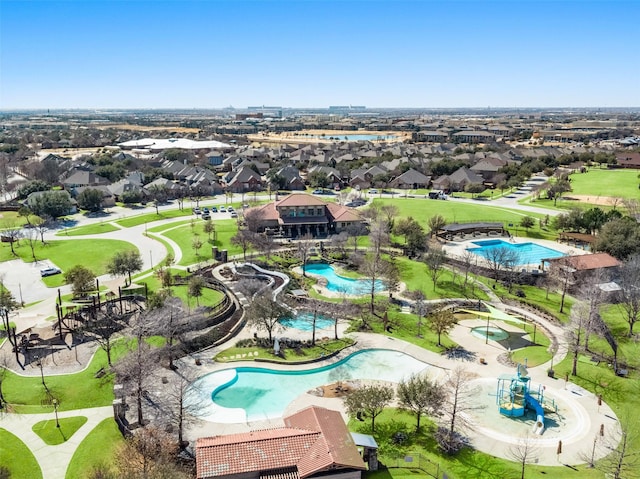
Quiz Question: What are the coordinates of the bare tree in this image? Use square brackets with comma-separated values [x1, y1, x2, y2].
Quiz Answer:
[245, 292, 289, 343]
[397, 373, 444, 431]
[231, 229, 254, 261]
[484, 246, 519, 287]
[617, 255, 640, 336]
[1, 220, 21, 256]
[296, 233, 314, 276]
[359, 252, 397, 313]
[32, 215, 51, 244]
[424, 247, 447, 291]
[23, 227, 38, 261]
[566, 303, 589, 376]
[548, 256, 574, 313]
[85, 310, 127, 366]
[460, 249, 477, 291]
[345, 223, 367, 253]
[437, 366, 481, 454]
[162, 370, 204, 448]
[507, 434, 539, 479]
[191, 237, 203, 259]
[597, 417, 640, 479]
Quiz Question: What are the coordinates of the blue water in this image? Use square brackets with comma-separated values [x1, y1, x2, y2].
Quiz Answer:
[279, 311, 334, 331]
[197, 349, 429, 421]
[467, 239, 564, 265]
[303, 263, 386, 294]
[301, 134, 399, 141]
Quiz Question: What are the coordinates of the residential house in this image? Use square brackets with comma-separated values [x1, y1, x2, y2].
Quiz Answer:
[225, 166, 263, 193]
[62, 170, 110, 192]
[276, 166, 306, 191]
[452, 131, 496, 143]
[307, 165, 342, 187]
[74, 185, 116, 208]
[196, 406, 368, 479]
[431, 167, 484, 192]
[389, 168, 431, 189]
[614, 152, 640, 169]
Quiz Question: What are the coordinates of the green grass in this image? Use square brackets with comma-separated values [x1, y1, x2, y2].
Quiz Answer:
[371, 198, 555, 239]
[4, 340, 135, 413]
[57, 223, 121, 236]
[568, 169, 640, 199]
[32, 416, 88, 445]
[1, 238, 137, 288]
[352, 408, 605, 479]
[115, 208, 194, 228]
[215, 338, 354, 363]
[65, 418, 124, 479]
[0, 428, 42, 479]
[510, 323, 553, 367]
[161, 219, 242, 266]
[147, 218, 194, 233]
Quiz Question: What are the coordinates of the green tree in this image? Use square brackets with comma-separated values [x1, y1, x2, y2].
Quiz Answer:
[17, 180, 50, 199]
[64, 265, 96, 297]
[29, 191, 73, 218]
[107, 250, 143, 285]
[307, 171, 330, 188]
[191, 237, 203, 258]
[464, 183, 486, 197]
[245, 292, 289, 343]
[187, 276, 205, 307]
[397, 373, 445, 431]
[428, 308, 456, 346]
[594, 217, 640, 260]
[343, 383, 394, 433]
[76, 188, 104, 212]
[520, 216, 535, 232]
[424, 248, 447, 291]
[427, 214, 447, 238]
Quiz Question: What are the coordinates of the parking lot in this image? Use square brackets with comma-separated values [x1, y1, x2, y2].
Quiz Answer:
[0, 259, 62, 305]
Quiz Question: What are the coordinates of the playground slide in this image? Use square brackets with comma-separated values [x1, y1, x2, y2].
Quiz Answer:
[525, 393, 545, 435]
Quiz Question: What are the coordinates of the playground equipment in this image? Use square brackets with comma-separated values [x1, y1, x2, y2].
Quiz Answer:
[496, 363, 557, 435]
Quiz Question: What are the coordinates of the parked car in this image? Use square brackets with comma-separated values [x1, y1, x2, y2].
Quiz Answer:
[211, 206, 218, 213]
[230, 211, 238, 218]
[312, 189, 323, 194]
[193, 207, 201, 215]
[227, 206, 235, 212]
[201, 213, 211, 220]
[219, 206, 226, 212]
[369, 189, 379, 195]
[202, 207, 209, 213]
[40, 266, 62, 277]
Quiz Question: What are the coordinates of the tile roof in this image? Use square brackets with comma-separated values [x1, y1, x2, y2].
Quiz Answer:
[326, 203, 363, 223]
[550, 253, 621, 271]
[196, 406, 366, 479]
[276, 193, 327, 207]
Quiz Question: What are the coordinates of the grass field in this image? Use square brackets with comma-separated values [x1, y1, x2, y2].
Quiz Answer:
[0, 238, 138, 288]
[65, 418, 124, 479]
[115, 208, 194, 228]
[57, 223, 121, 236]
[0, 428, 42, 479]
[568, 169, 639, 199]
[32, 416, 88, 445]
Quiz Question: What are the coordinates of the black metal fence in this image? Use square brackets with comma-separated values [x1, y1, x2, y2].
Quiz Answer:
[382, 453, 447, 479]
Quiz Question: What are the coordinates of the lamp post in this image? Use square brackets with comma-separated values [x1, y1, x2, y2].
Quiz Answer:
[52, 398, 60, 428]
[35, 355, 47, 390]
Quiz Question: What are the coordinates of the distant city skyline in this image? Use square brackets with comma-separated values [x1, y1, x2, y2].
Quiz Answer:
[1, 0, 639, 110]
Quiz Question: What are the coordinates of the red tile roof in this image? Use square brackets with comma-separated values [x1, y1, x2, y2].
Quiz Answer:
[196, 406, 366, 479]
[562, 252, 621, 271]
[326, 203, 363, 223]
[276, 193, 327, 207]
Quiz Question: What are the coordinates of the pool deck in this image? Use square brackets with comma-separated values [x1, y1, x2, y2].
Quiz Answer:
[443, 236, 590, 271]
[185, 300, 619, 467]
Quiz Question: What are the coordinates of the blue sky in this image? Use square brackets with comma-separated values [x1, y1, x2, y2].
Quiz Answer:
[1, 0, 638, 109]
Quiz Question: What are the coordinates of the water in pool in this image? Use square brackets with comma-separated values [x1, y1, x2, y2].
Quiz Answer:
[471, 326, 509, 341]
[467, 239, 564, 265]
[190, 349, 430, 422]
[279, 311, 334, 331]
[303, 263, 386, 294]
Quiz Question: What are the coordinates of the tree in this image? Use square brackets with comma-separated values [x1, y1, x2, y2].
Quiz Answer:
[107, 250, 144, 286]
[359, 252, 397, 313]
[397, 373, 445, 431]
[17, 180, 50, 199]
[345, 223, 367, 253]
[594, 217, 640, 260]
[23, 227, 38, 261]
[17, 205, 33, 226]
[231, 229, 254, 261]
[617, 255, 640, 336]
[520, 216, 535, 232]
[76, 188, 104, 212]
[85, 310, 127, 366]
[424, 248, 447, 291]
[508, 434, 539, 479]
[245, 292, 289, 343]
[548, 256, 573, 313]
[343, 383, 394, 433]
[438, 366, 480, 454]
[32, 216, 51, 244]
[567, 303, 590, 376]
[1, 220, 21, 256]
[203, 219, 215, 241]
[188, 276, 205, 307]
[29, 190, 73, 218]
[547, 177, 571, 206]
[427, 214, 446, 238]
[464, 182, 485, 197]
[308, 171, 330, 188]
[296, 233, 314, 276]
[162, 370, 205, 448]
[191, 237, 203, 259]
[484, 246, 519, 285]
[113, 339, 156, 426]
[428, 308, 456, 346]
[596, 415, 640, 479]
[64, 265, 96, 297]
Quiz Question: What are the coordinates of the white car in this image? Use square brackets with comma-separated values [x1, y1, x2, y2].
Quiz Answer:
[40, 266, 62, 277]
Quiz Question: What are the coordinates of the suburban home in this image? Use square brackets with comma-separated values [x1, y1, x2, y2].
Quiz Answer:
[413, 130, 449, 143]
[276, 166, 306, 191]
[224, 166, 263, 193]
[246, 193, 365, 237]
[431, 167, 484, 192]
[389, 168, 431, 189]
[108, 178, 144, 201]
[61, 170, 110, 190]
[74, 185, 116, 208]
[452, 130, 496, 144]
[614, 152, 640, 169]
[307, 165, 342, 186]
[195, 406, 369, 479]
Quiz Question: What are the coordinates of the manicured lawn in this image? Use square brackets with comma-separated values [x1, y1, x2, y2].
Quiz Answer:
[147, 218, 193, 233]
[569, 169, 640, 199]
[4, 340, 135, 413]
[510, 323, 552, 367]
[65, 418, 124, 479]
[0, 238, 137, 288]
[0, 428, 42, 479]
[32, 416, 88, 445]
[115, 208, 194, 228]
[57, 223, 121, 236]
[352, 409, 605, 479]
[371, 198, 553, 239]
[161, 219, 243, 266]
[214, 338, 354, 363]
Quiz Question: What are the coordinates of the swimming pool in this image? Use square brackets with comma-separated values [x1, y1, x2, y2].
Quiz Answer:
[279, 311, 334, 331]
[189, 349, 430, 423]
[467, 239, 564, 265]
[303, 263, 386, 294]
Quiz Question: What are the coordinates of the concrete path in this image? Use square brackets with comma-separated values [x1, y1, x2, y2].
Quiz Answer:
[1, 406, 114, 479]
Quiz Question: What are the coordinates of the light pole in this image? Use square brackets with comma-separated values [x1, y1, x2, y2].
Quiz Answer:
[35, 355, 47, 391]
[52, 398, 60, 428]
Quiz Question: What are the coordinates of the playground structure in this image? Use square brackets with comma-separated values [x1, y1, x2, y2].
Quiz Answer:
[496, 363, 557, 435]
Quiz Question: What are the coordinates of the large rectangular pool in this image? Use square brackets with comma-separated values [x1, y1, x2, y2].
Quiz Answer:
[467, 239, 565, 266]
